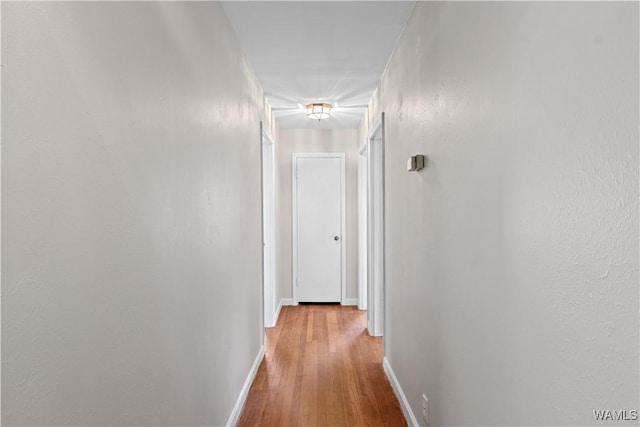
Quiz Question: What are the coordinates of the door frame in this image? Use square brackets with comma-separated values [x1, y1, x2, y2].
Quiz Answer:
[358, 143, 368, 311]
[366, 114, 385, 337]
[292, 153, 346, 305]
[261, 123, 277, 328]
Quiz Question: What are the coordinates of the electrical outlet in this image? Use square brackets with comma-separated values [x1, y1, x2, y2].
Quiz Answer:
[422, 394, 429, 425]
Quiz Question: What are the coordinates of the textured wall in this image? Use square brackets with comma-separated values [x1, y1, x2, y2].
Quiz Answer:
[362, 2, 639, 425]
[276, 129, 360, 306]
[2, 2, 274, 425]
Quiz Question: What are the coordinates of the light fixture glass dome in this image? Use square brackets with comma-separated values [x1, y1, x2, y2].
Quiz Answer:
[306, 103, 332, 121]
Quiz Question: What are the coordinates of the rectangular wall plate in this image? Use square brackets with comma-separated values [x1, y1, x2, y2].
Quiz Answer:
[407, 155, 425, 171]
[422, 394, 429, 424]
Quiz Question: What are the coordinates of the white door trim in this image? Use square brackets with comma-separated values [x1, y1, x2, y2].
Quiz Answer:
[358, 142, 368, 311]
[292, 153, 346, 305]
[368, 115, 385, 337]
[261, 123, 277, 328]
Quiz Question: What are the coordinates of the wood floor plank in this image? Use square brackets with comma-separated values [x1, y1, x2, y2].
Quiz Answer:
[306, 308, 314, 343]
[326, 310, 338, 353]
[237, 305, 407, 427]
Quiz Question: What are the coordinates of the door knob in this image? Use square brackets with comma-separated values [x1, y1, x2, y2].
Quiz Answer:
[334, 236, 340, 241]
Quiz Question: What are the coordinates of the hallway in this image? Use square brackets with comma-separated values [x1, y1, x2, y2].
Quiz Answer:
[2, 2, 637, 426]
[238, 305, 406, 427]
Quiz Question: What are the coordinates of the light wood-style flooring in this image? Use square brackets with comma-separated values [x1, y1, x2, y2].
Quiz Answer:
[237, 304, 407, 427]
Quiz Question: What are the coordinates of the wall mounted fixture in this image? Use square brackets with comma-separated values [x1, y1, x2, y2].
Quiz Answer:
[306, 103, 332, 121]
[407, 155, 425, 171]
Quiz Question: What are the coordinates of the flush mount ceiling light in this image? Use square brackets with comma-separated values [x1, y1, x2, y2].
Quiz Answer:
[306, 103, 332, 121]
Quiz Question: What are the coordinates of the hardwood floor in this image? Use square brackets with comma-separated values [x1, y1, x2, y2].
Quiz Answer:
[237, 304, 407, 427]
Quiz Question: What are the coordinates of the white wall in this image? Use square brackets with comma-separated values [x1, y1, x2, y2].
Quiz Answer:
[276, 129, 360, 306]
[362, 2, 639, 426]
[2, 2, 275, 425]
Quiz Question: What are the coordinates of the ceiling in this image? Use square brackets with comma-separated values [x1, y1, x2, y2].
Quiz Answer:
[221, 1, 415, 129]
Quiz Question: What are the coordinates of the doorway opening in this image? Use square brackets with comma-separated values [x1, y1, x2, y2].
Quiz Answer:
[358, 114, 385, 337]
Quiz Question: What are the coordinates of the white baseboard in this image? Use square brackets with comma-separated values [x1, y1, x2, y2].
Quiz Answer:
[383, 357, 419, 427]
[275, 298, 294, 326]
[274, 300, 283, 326]
[343, 298, 359, 306]
[226, 345, 265, 427]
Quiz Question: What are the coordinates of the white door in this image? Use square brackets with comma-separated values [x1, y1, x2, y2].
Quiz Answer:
[365, 116, 385, 337]
[262, 127, 276, 327]
[293, 154, 345, 303]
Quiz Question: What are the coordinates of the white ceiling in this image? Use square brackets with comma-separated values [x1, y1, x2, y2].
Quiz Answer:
[221, 1, 415, 129]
